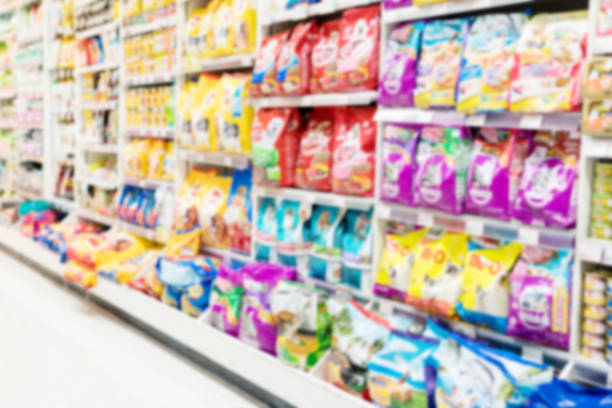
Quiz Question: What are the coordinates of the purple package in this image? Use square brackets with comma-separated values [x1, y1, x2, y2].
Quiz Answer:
[383, 0, 412, 9]
[512, 131, 580, 229]
[414, 126, 472, 215]
[466, 128, 531, 220]
[239, 263, 297, 355]
[209, 264, 244, 337]
[507, 246, 572, 350]
[381, 124, 420, 206]
[378, 22, 424, 107]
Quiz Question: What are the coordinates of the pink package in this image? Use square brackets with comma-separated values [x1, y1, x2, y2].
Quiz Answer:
[381, 124, 420, 206]
[512, 131, 580, 229]
[598, 0, 612, 37]
[210, 264, 243, 337]
[466, 128, 532, 220]
[507, 246, 573, 350]
[378, 21, 424, 107]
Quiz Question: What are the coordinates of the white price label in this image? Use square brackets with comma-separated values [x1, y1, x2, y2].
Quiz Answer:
[223, 156, 232, 166]
[333, 196, 347, 207]
[581, 245, 603, 263]
[521, 345, 544, 364]
[377, 300, 394, 316]
[377, 205, 392, 220]
[518, 228, 539, 245]
[417, 212, 434, 226]
[519, 115, 544, 130]
[418, 110, 434, 124]
[465, 114, 487, 127]
[465, 220, 484, 237]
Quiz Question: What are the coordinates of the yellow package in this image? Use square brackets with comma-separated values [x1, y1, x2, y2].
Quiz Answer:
[209, 0, 233, 57]
[115, 249, 160, 284]
[216, 74, 253, 154]
[191, 74, 220, 151]
[147, 140, 167, 180]
[178, 82, 196, 148]
[185, 8, 207, 70]
[96, 232, 153, 269]
[162, 141, 175, 181]
[137, 139, 152, 178]
[64, 261, 98, 289]
[456, 241, 523, 332]
[199, 175, 232, 249]
[406, 230, 469, 317]
[198, 2, 216, 58]
[375, 228, 428, 303]
[232, 0, 257, 54]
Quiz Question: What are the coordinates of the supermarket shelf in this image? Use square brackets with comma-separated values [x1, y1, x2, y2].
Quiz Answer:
[177, 148, 250, 170]
[13, 58, 42, 70]
[77, 175, 119, 190]
[17, 188, 42, 201]
[375, 108, 581, 132]
[0, 89, 17, 99]
[48, 196, 75, 213]
[125, 72, 175, 87]
[383, 0, 532, 24]
[75, 21, 119, 40]
[19, 154, 43, 163]
[124, 126, 175, 139]
[563, 356, 612, 388]
[79, 100, 119, 111]
[122, 16, 177, 37]
[76, 61, 119, 75]
[251, 91, 378, 108]
[582, 135, 612, 158]
[81, 143, 119, 154]
[182, 54, 256, 74]
[16, 32, 42, 46]
[117, 221, 168, 244]
[204, 247, 253, 264]
[261, 0, 379, 25]
[123, 176, 173, 190]
[377, 201, 575, 249]
[254, 186, 375, 211]
[76, 207, 116, 226]
[592, 36, 612, 56]
[578, 238, 612, 266]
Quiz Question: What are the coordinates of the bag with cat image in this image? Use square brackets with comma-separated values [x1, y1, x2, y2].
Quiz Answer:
[309, 204, 345, 284]
[296, 107, 336, 191]
[277, 199, 311, 279]
[342, 209, 373, 291]
[254, 197, 278, 263]
[381, 123, 420, 206]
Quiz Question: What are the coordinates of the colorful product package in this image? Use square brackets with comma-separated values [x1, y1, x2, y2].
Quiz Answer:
[367, 333, 439, 408]
[277, 199, 311, 275]
[99, 249, 160, 284]
[331, 107, 376, 197]
[528, 378, 612, 407]
[276, 21, 319, 95]
[406, 230, 470, 317]
[232, 0, 257, 54]
[599, 0, 612, 37]
[209, 0, 233, 56]
[295, 107, 335, 191]
[199, 176, 232, 249]
[309, 205, 345, 283]
[178, 81, 196, 148]
[329, 299, 391, 398]
[414, 126, 472, 215]
[216, 73, 253, 154]
[255, 197, 278, 262]
[210, 264, 244, 337]
[239, 263, 297, 354]
[336, 5, 380, 92]
[269, 280, 331, 371]
[582, 99, 612, 137]
[252, 107, 301, 187]
[224, 167, 252, 254]
[512, 131, 580, 228]
[510, 12, 588, 113]
[456, 241, 523, 332]
[466, 128, 531, 220]
[378, 21, 424, 107]
[374, 227, 428, 302]
[381, 124, 420, 206]
[457, 13, 527, 114]
[582, 58, 612, 98]
[507, 246, 573, 350]
[191, 74, 220, 152]
[310, 19, 341, 93]
[383, 0, 412, 8]
[342, 209, 373, 290]
[250, 31, 290, 96]
[414, 18, 469, 109]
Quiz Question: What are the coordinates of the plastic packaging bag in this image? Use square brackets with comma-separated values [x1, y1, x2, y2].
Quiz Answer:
[309, 205, 345, 283]
[381, 124, 420, 206]
[310, 19, 341, 93]
[276, 21, 319, 95]
[296, 107, 335, 191]
[210, 264, 244, 336]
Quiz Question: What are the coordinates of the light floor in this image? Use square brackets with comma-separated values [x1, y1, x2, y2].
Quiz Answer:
[0, 250, 265, 408]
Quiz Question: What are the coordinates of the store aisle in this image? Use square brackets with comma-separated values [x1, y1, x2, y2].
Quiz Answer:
[0, 251, 265, 408]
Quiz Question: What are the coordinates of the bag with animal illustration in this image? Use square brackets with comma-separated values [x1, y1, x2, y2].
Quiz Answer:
[277, 199, 311, 278]
[414, 126, 472, 215]
[250, 31, 290, 96]
[296, 107, 335, 191]
[309, 204, 345, 283]
[191, 74, 220, 152]
[199, 176, 232, 250]
[342, 209, 373, 290]
[276, 20, 319, 95]
[512, 131, 580, 229]
[381, 124, 420, 206]
[225, 167, 252, 254]
[255, 197, 278, 263]
[216, 73, 253, 154]
[310, 19, 341, 93]
[379, 21, 424, 107]
[232, 0, 257, 54]
[269, 280, 331, 371]
[456, 241, 523, 332]
[210, 264, 244, 337]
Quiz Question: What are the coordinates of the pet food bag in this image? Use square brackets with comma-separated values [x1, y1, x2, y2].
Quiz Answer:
[255, 197, 278, 263]
[381, 124, 420, 206]
[269, 280, 331, 371]
[225, 167, 252, 254]
[407, 230, 470, 317]
[414, 18, 469, 109]
[336, 5, 380, 92]
[507, 246, 573, 350]
[276, 21, 319, 95]
[277, 199, 311, 278]
[512, 131, 580, 229]
[457, 13, 527, 114]
[191, 74, 221, 152]
[466, 128, 532, 220]
[528, 378, 612, 407]
[367, 333, 439, 408]
[309, 205, 345, 283]
[250, 31, 290, 96]
[342, 209, 373, 290]
[456, 241, 523, 332]
[374, 227, 428, 302]
[232, 0, 257, 54]
[239, 263, 297, 354]
[178, 81, 196, 148]
[210, 264, 244, 337]
[510, 12, 588, 113]
[216, 73, 254, 155]
[329, 299, 391, 398]
[378, 21, 424, 107]
[310, 19, 341, 93]
[199, 176, 232, 249]
[252, 107, 301, 188]
[296, 107, 335, 191]
[209, 0, 233, 57]
[331, 107, 376, 197]
[383, 0, 412, 8]
[414, 126, 472, 215]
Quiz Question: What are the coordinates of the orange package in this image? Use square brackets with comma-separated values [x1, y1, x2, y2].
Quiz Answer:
[296, 107, 335, 191]
[310, 19, 341, 94]
[276, 20, 319, 95]
[250, 31, 290, 96]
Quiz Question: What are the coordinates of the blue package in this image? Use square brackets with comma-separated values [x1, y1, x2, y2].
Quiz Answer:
[255, 197, 278, 263]
[341, 209, 373, 290]
[277, 199, 311, 277]
[225, 167, 253, 254]
[528, 378, 612, 407]
[309, 205, 344, 283]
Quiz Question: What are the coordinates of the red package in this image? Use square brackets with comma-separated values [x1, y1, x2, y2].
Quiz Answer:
[336, 5, 380, 92]
[276, 21, 319, 95]
[250, 31, 290, 96]
[310, 19, 341, 94]
[331, 106, 376, 196]
[296, 107, 336, 191]
[252, 108, 301, 187]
